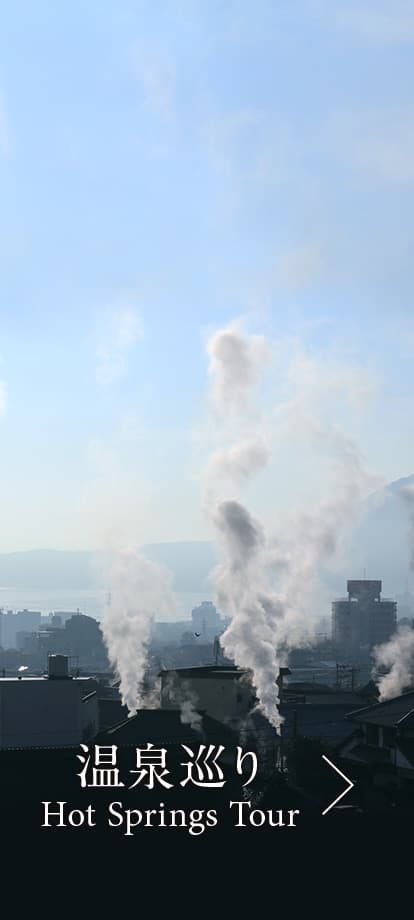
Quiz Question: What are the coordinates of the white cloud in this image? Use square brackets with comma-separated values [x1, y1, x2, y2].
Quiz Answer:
[95, 305, 143, 386]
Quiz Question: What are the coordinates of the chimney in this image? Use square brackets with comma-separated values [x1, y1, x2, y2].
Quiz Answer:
[47, 654, 70, 679]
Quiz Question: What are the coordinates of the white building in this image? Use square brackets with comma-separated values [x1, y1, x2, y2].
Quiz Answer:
[160, 666, 256, 725]
[0, 655, 98, 749]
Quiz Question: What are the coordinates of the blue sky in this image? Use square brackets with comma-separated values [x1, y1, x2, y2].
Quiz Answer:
[1, 0, 414, 551]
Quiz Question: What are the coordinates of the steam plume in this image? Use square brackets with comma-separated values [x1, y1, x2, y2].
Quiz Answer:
[207, 324, 270, 414]
[204, 323, 376, 731]
[373, 483, 414, 700]
[373, 626, 414, 700]
[163, 673, 202, 732]
[101, 546, 177, 715]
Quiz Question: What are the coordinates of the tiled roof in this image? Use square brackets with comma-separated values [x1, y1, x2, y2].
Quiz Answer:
[348, 690, 414, 727]
[96, 708, 238, 747]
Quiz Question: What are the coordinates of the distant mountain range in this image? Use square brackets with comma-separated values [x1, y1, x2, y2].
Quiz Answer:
[0, 542, 218, 593]
[344, 473, 414, 597]
[141, 541, 218, 592]
[0, 549, 94, 590]
[0, 475, 413, 597]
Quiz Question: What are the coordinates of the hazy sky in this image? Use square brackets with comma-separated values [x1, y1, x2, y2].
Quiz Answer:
[1, 0, 414, 552]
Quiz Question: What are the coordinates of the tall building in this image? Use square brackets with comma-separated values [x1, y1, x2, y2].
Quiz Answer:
[191, 601, 221, 638]
[332, 580, 397, 663]
[0, 609, 41, 649]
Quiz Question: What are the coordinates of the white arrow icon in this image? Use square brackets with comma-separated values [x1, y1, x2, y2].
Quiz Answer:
[322, 755, 355, 815]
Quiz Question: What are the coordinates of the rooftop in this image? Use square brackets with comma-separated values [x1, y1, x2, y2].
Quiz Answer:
[0, 676, 62, 682]
[0, 676, 94, 683]
[96, 708, 238, 747]
[333, 597, 396, 604]
[348, 690, 414, 728]
[342, 743, 391, 765]
[284, 692, 366, 706]
[159, 665, 246, 680]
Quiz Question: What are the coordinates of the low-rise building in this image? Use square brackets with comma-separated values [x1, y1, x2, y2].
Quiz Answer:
[0, 654, 98, 748]
[160, 665, 256, 725]
[338, 691, 414, 802]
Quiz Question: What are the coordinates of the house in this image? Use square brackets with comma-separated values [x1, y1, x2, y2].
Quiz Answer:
[280, 688, 368, 745]
[337, 690, 414, 804]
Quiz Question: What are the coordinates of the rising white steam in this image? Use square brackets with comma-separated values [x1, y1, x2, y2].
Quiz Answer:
[205, 437, 270, 490]
[207, 324, 270, 415]
[373, 626, 414, 700]
[212, 499, 285, 730]
[163, 674, 202, 732]
[204, 323, 377, 731]
[101, 547, 177, 715]
[372, 484, 414, 700]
